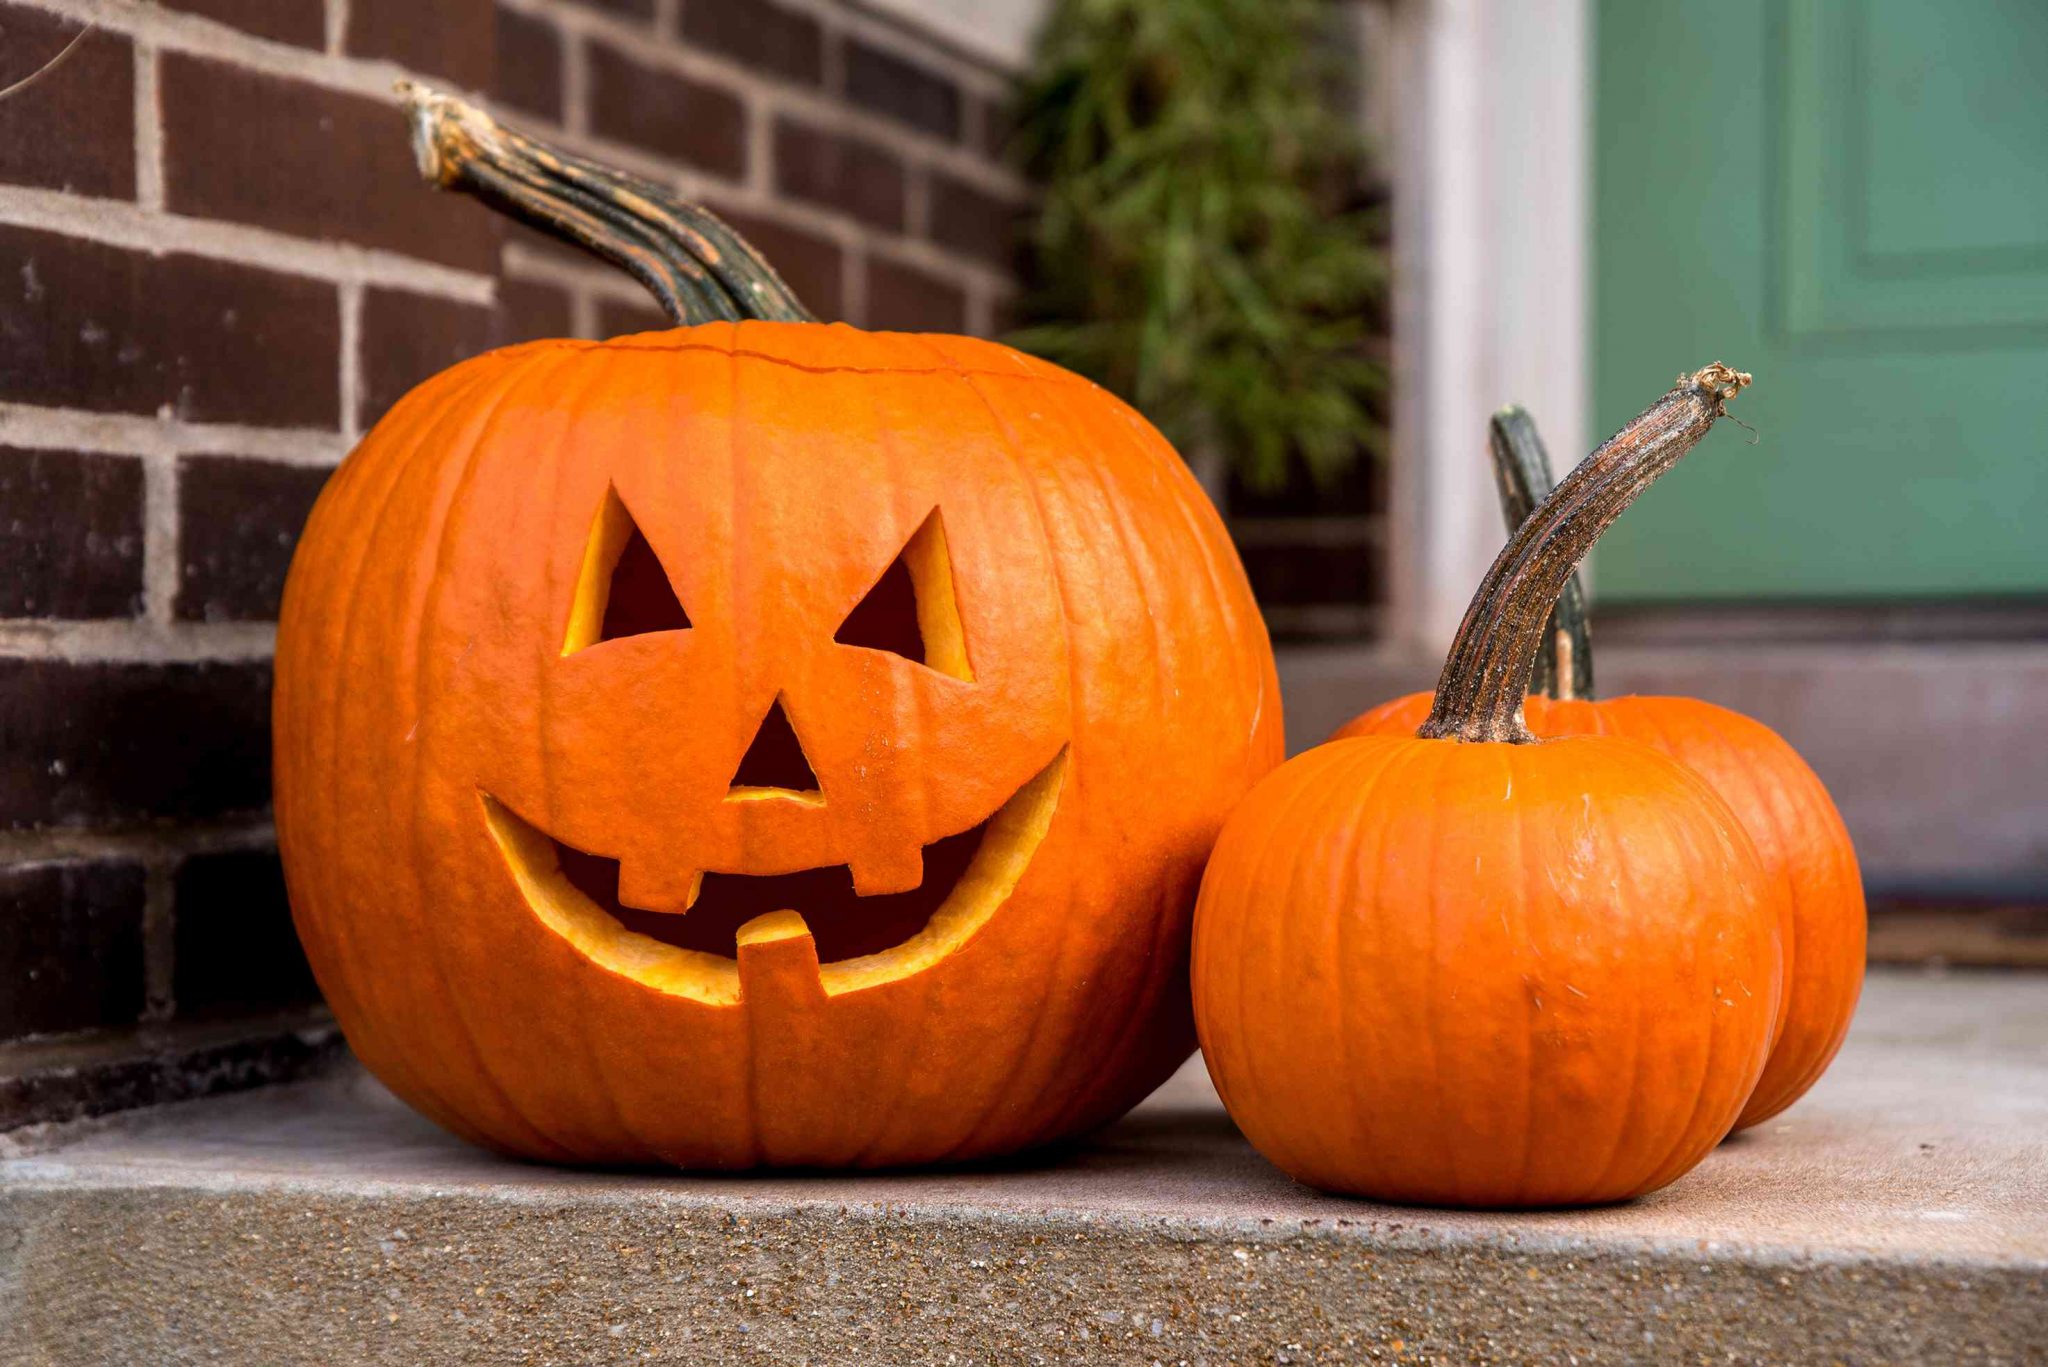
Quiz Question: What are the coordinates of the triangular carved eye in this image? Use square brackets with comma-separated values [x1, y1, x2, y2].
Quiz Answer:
[832, 508, 972, 681]
[562, 486, 691, 655]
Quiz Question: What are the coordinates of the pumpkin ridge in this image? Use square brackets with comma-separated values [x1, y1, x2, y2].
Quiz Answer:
[1327, 739, 1403, 1183]
[1658, 766, 1780, 1190]
[1605, 783, 1722, 1198]
[1349, 737, 1431, 1189]
[1108, 379, 1278, 762]
[302, 359, 537, 1149]
[1500, 743, 1541, 1201]
[1417, 747, 1466, 1199]
[282, 373, 438, 1127]
[1288, 743, 1396, 1179]
[831, 337, 958, 1170]
[832, 343, 995, 1169]
[408, 345, 600, 1159]
[1026, 369, 1188, 1141]
[541, 343, 716, 1164]
[1578, 790, 1651, 1201]
[311, 356, 561, 1155]
[929, 367, 1092, 1160]
[1590, 755, 1707, 1202]
[521, 355, 679, 1162]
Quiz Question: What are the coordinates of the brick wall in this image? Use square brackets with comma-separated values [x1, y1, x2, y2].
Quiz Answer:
[0, 0, 1027, 1124]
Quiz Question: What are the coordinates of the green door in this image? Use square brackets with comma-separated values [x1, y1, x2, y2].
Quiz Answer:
[1593, 0, 2048, 602]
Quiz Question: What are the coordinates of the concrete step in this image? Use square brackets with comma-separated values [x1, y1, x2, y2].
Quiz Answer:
[2, 968, 2043, 1365]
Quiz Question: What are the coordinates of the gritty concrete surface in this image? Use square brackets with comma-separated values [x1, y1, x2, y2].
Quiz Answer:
[0, 968, 2043, 1365]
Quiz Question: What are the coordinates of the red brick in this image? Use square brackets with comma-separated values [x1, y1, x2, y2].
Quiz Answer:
[0, 448, 144, 619]
[682, 0, 822, 86]
[772, 118, 905, 231]
[497, 277, 574, 342]
[977, 93, 1016, 161]
[587, 43, 747, 181]
[500, 215, 599, 271]
[597, 297, 672, 339]
[359, 288, 499, 430]
[0, 224, 340, 428]
[864, 254, 966, 334]
[347, 0, 493, 90]
[986, 294, 1021, 339]
[176, 457, 333, 623]
[160, 55, 498, 275]
[0, 859, 145, 1038]
[568, 0, 653, 19]
[706, 202, 844, 321]
[494, 5, 564, 122]
[174, 848, 320, 1018]
[158, 0, 325, 47]
[842, 39, 961, 141]
[0, 8, 134, 198]
[1238, 535, 1386, 608]
[927, 171, 1023, 272]
[0, 658, 273, 828]
[1229, 457, 1389, 518]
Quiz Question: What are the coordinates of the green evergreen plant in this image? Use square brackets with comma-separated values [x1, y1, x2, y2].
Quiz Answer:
[1007, 0, 1388, 492]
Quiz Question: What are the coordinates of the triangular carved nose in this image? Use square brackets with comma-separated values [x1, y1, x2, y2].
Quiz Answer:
[729, 695, 819, 796]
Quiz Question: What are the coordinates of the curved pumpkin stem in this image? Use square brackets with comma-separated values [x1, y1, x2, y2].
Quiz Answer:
[1421, 364, 1750, 744]
[399, 82, 814, 327]
[1489, 406, 1593, 702]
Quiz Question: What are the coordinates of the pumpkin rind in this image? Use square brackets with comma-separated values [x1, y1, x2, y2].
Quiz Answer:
[1335, 394, 1868, 1131]
[1195, 366, 1788, 1206]
[275, 324, 1282, 1167]
[1336, 693, 1865, 1129]
[1194, 733, 1781, 1206]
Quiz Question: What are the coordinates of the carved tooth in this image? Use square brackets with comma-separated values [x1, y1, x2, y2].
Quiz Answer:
[736, 910, 825, 1007]
[846, 845, 924, 898]
[616, 862, 702, 915]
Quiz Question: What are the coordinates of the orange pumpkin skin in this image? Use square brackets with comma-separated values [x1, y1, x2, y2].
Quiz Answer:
[1334, 692, 1864, 1128]
[275, 323, 1282, 1167]
[1191, 733, 1784, 1206]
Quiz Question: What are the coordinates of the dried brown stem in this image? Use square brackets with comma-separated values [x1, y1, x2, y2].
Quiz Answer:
[1420, 364, 1751, 744]
[399, 82, 813, 328]
[1488, 405, 1593, 701]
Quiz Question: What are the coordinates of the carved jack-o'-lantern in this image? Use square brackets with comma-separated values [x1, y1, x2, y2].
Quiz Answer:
[272, 92, 1281, 1166]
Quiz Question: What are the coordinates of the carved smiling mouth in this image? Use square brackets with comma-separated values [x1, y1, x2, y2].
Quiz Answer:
[481, 747, 1067, 1004]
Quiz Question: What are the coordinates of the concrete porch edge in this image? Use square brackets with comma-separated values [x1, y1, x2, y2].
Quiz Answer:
[1, 969, 2043, 1364]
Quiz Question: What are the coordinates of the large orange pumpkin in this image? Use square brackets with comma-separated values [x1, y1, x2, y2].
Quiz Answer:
[1194, 366, 1787, 1206]
[273, 92, 1281, 1167]
[1335, 408, 1864, 1129]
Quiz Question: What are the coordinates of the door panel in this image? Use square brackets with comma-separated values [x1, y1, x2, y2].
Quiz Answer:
[1594, 0, 2048, 601]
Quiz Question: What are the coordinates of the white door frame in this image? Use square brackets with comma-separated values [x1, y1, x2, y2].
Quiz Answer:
[1380, 0, 1592, 657]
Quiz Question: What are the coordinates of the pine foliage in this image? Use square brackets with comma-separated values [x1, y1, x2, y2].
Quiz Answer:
[1007, 0, 1388, 491]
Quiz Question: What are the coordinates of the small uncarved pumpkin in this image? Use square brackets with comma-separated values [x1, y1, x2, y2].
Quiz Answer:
[1194, 367, 1787, 1207]
[274, 93, 1282, 1168]
[1335, 409, 1865, 1129]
